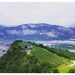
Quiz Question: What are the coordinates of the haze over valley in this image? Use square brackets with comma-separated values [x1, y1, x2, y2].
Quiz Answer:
[0, 23, 75, 56]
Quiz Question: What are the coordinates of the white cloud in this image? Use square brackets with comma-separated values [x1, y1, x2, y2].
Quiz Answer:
[46, 32, 57, 37]
[22, 29, 37, 35]
[7, 30, 21, 35]
[7, 29, 37, 35]
[0, 32, 4, 35]
[29, 24, 36, 28]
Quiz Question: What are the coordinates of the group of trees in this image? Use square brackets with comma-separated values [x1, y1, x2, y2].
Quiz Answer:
[0, 40, 58, 73]
[69, 69, 75, 73]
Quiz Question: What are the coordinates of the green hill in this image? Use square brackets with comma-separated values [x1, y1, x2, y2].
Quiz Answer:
[19, 41, 68, 65]
[32, 46, 68, 65]
[37, 44, 75, 60]
[0, 40, 71, 73]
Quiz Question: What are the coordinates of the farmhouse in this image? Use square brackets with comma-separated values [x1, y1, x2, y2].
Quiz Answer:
[21, 45, 33, 50]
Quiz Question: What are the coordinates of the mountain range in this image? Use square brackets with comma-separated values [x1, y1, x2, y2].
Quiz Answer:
[0, 23, 75, 41]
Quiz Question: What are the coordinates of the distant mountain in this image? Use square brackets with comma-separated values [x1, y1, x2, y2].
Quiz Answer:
[0, 23, 75, 41]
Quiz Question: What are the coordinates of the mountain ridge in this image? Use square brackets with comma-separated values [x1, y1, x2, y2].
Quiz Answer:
[0, 23, 75, 41]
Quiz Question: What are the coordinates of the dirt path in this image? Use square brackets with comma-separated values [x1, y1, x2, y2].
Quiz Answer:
[69, 60, 75, 66]
[27, 50, 31, 55]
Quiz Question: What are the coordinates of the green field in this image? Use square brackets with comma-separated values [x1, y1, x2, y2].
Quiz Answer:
[58, 65, 75, 73]
[32, 45, 69, 65]
[19, 42, 69, 65]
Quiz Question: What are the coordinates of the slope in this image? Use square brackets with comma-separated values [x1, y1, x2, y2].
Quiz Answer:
[0, 40, 70, 73]
[19, 41, 69, 65]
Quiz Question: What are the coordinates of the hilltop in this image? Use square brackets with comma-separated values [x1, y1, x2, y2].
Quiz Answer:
[19, 41, 68, 65]
[0, 40, 75, 73]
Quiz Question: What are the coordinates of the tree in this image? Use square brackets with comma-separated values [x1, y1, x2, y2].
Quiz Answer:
[39, 44, 44, 48]
[69, 69, 75, 73]
[40, 62, 54, 73]
[53, 69, 59, 73]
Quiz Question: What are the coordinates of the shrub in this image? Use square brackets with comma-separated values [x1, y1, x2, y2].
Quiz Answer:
[69, 69, 75, 73]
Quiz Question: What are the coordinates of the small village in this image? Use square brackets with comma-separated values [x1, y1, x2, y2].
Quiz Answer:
[0, 41, 10, 57]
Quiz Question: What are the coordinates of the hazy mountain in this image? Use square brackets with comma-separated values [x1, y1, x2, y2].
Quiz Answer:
[0, 23, 75, 41]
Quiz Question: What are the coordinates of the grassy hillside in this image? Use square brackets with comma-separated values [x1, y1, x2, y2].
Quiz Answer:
[36, 44, 75, 60]
[0, 40, 73, 73]
[32, 46, 68, 65]
[46, 47, 75, 60]
[0, 40, 55, 73]
[19, 42, 69, 65]
[58, 65, 75, 73]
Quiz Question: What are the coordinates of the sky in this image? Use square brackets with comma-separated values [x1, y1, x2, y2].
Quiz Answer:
[0, 2, 75, 27]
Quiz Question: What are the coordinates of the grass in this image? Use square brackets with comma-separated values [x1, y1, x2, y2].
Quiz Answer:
[19, 42, 71, 66]
[58, 66, 75, 73]
[47, 48, 75, 60]
[32, 45, 68, 65]
[19, 42, 32, 46]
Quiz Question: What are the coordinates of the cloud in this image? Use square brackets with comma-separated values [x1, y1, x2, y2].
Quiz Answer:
[22, 29, 37, 35]
[7, 29, 37, 35]
[46, 32, 57, 37]
[7, 30, 21, 35]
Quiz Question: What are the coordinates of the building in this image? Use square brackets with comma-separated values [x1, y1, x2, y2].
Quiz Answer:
[21, 45, 33, 50]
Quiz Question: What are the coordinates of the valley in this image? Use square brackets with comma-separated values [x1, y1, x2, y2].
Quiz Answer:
[35, 40, 75, 52]
[0, 40, 75, 57]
